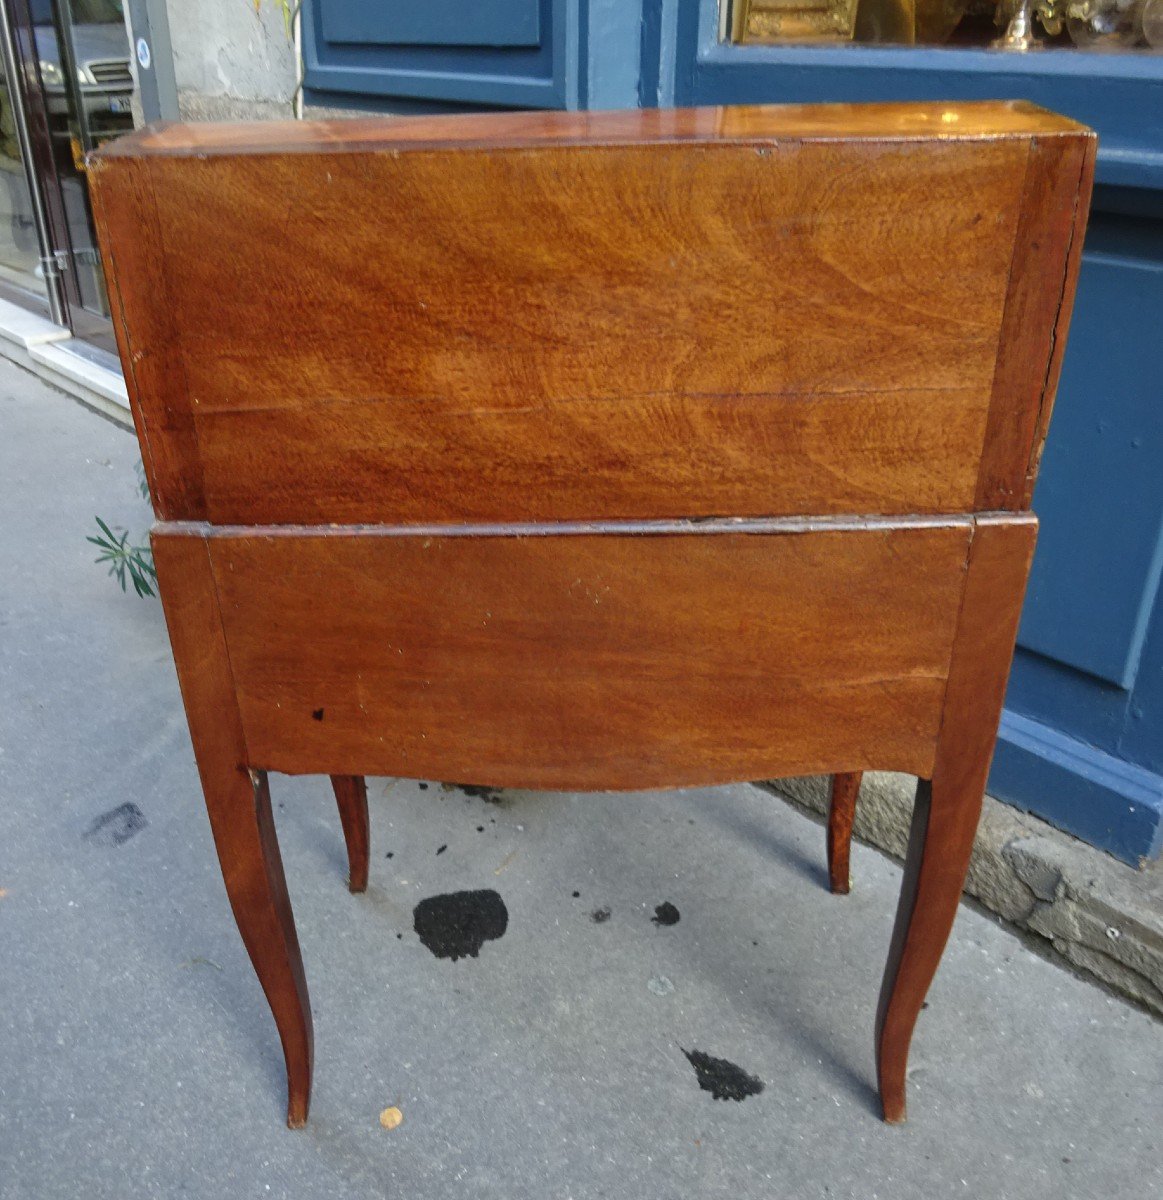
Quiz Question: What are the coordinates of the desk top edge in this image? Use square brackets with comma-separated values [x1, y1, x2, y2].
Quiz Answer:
[92, 101, 1092, 162]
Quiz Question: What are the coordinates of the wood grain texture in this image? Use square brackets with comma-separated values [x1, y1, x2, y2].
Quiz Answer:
[828, 771, 862, 895]
[98, 100, 1088, 159]
[147, 518, 976, 789]
[157, 135, 1024, 526]
[87, 102, 1090, 526]
[875, 513, 1037, 1124]
[1021, 134, 1097, 504]
[150, 533, 312, 1127]
[977, 132, 1098, 509]
[191, 388, 991, 526]
[86, 157, 204, 519]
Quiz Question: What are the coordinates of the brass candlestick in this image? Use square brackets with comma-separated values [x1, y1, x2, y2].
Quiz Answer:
[993, 0, 1044, 46]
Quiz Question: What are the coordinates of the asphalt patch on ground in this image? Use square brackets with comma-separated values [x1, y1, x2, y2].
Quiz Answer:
[682, 1048, 764, 1101]
[413, 889, 508, 961]
[83, 802, 147, 847]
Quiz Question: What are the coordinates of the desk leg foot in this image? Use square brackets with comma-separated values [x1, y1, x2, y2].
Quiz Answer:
[827, 772, 861, 894]
[205, 767, 315, 1129]
[875, 772, 980, 1124]
[331, 775, 370, 893]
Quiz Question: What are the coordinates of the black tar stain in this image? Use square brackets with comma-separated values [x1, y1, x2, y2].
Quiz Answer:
[419, 782, 429, 791]
[682, 1049, 764, 1102]
[413, 889, 508, 961]
[83, 802, 147, 847]
[456, 783, 506, 806]
[652, 902, 680, 926]
[436, 844, 447, 856]
[591, 906, 611, 924]
[311, 708, 324, 721]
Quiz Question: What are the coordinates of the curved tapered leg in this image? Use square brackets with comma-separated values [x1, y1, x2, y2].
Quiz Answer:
[875, 775, 981, 1123]
[827, 772, 862, 894]
[874, 514, 1036, 1123]
[153, 531, 314, 1128]
[206, 768, 314, 1127]
[331, 775, 369, 893]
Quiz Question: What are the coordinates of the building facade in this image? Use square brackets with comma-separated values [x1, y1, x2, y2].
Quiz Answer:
[2, 0, 1159, 863]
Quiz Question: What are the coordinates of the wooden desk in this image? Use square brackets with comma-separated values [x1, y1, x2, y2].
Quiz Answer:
[90, 102, 1094, 1127]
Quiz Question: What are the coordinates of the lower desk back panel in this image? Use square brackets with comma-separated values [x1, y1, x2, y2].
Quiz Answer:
[154, 521, 974, 789]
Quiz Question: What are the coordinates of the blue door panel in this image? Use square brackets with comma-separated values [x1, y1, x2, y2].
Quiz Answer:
[1017, 240, 1163, 690]
[322, 0, 541, 48]
[1116, 583, 1163, 774]
[1004, 648, 1131, 755]
[992, 711, 1163, 864]
[305, 0, 576, 110]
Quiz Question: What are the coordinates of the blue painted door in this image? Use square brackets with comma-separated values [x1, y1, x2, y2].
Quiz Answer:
[656, 0, 1163, 865]
[303, 0, 579, 110]
[990, 215, 1163, 864]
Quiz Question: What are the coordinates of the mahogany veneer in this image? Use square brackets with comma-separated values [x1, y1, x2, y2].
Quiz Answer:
[90, 101, 1094, 1127]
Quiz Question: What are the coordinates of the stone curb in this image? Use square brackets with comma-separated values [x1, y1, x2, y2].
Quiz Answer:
[764, 772, 1163, 1018]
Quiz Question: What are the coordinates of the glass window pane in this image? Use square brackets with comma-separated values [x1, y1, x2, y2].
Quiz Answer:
[728, 0, 1163, 49]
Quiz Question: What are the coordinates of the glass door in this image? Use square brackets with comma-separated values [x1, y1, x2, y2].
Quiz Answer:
[4, 0, 136, 348]
[36, 0, 133, 336]
[0, 1, 50, 304]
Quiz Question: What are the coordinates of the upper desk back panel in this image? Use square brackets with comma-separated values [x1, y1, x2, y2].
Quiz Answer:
[89, 102, 1095, 526]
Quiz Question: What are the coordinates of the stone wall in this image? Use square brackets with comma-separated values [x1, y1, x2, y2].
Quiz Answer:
[164, 0, 297, 121]
[767, 772, 1163, 1018]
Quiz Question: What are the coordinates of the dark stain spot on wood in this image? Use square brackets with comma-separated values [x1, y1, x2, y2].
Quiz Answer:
[413, 889, 508, 961]
[652, 901, 680, 926]
[311, 708, 324, 721]
[83, 802, 147, 847]
[591, 906, 611, 924]
[682, 1049, 764, 1102]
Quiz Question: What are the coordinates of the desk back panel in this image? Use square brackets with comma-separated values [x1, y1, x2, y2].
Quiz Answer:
[152, 516, 989, 788]
[90, 103, 1094, 527]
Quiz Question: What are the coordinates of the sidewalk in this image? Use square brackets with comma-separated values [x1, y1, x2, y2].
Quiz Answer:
[1, 360, 1160, 1200]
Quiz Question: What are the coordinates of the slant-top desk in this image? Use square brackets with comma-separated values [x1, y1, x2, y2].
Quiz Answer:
[90, 101, 1094, 1126]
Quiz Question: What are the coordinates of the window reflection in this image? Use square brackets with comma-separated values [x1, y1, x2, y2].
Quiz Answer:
[729, 0, 1163, 48]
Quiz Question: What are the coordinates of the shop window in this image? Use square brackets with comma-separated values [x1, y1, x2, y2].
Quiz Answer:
[727, 0, 1163, 50]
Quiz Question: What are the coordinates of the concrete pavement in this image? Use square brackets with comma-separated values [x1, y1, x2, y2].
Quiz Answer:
[1, 359, 1160, 1199]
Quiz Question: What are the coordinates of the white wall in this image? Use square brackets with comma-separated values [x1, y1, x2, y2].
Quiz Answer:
[164, 0, 296, 120]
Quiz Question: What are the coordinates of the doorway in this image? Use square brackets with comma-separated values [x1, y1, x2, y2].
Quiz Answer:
[0, 0, 137, 351]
